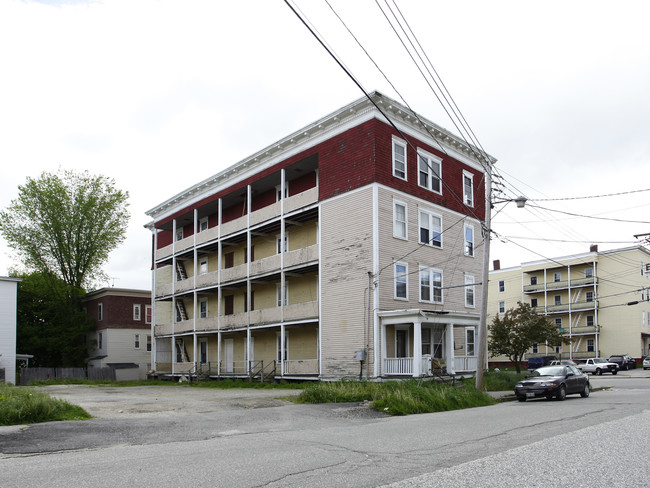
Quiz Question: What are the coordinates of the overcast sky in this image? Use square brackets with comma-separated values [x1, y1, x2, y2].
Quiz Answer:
[1, 0, 649, 290]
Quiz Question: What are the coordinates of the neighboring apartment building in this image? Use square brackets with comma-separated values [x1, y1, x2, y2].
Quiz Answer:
[83, 288, 152, 380]
[488, 245, 650, 365]
[145, 91, 490, 380]
[0, 276, 21, 384]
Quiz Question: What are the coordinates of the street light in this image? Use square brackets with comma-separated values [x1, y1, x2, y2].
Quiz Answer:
[475, 177, 527, 391]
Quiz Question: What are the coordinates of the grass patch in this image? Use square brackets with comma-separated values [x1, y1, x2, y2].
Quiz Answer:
[0, 384, 91, 426]
[297, 380, 496, 415]
[460, 370, 528, 392]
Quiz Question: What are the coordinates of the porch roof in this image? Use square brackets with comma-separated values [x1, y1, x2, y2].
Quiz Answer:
[377, 308, 480, 326]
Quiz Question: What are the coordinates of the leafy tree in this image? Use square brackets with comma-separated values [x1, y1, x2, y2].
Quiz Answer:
[16, 272, 95, 367]
[0, 169, 130, 290]
[488, 302, 566, 373]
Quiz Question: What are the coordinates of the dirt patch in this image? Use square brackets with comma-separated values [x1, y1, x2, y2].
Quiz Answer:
[36, 384, 303, 419]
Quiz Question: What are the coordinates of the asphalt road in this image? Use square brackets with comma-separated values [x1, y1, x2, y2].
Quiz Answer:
[1, 370, 649, 487]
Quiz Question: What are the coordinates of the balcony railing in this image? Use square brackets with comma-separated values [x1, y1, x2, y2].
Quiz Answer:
[154, 323, 173, 336]
[284, 244, 318, 268]
[156, 243, 173, 262]
[523, 277, 596, 293]
[284, 301, 318, 321]
[155, 282, 173, 298]
[221, 263, 247, 283]
[220, 215, 247, 238]
[249, 307, 282, 325]
[284, 187, 318, 213]
[249, 254, 281, 276]
[250, 201, 281, 227]
[454, 356, 478, 372]
[196, 226, 219, 246]
[174, 319, 194, 333]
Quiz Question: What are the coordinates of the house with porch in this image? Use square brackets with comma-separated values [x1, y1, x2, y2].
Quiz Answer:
[145, 91, 490, 380]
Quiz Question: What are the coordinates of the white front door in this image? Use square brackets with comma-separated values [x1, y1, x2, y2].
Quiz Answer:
[224, 339, 234, 373]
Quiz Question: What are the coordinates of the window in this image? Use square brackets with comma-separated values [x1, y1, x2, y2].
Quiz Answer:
[146, 335, 152, 352]
[224, 295, 234, 315]
[394, 262, 408, 300]
[530, 276, 537, 285]
[199, 257, 208, 275]
[145, 305, 152, 324]
[395, 329, 409, 357]
[134, 334, 140, 349]
[276, 183, 289, 201]
[531, 298, 538, 308]
[418, 150, 442, 193]
[553, 272, 561, 282]
[277, 334, 289, 362]
[199, 217, 208, 232]
[498, 301, 505, 313]
[200, 340, 208, 364]
[555, 318, 562, 328]
[276, 234, 288, 254]
[464, 224, 474, 257]
[462, 171, 474, 207]
[419, 209, 442, 248]
[276, 283, 288, 307]
[531, 343, 538, 354]
[498, 280, 505, 292]
[224, 251, 234, 269]
[554, 295, 561, 306]
[421, 328, 431, 355]
[98, 332, 103, 350]
[554, 345, 561, 354]
[133, 304, 141, 321]
[98, 303, 103, 321]
[200, 298, 208, 319]
[587, 315, 594, 327]
[175, 227, 183, 242]
[587, 339, 594, 352]
[465, 327, 476, 356]
[585, 268, 593, 278]
[420, 266, 443, 304]
[586, 291, 594, 302]
[465, 274, 475, 307]
[393, 200, 407, 239]
[392, 138, 407, 180]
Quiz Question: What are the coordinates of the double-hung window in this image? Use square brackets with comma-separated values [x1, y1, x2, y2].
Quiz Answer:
[394, 262, 408, 300]
[464, 224, 474, 257]
[462, 171, 474, 207]
[199, 257, 208, 275]
[498, 301, 505, 313]
[175, 227, 183, 242]
[199, 298, 208, 319]
[392, 138, 407, 180]
[145, 305, 152, 324]
[418, 150, 442, 193]
[419, 209, 442, 248]
[465, 274, 475, 307]
[276, 234, 288, 254]
[276, 283, 288, 307]
[134, 334, 140, 349]
[133, 304, 141, 321]
[199, 217, 208, 232]
[465, 327, 476, 356]
[393, 200, 407, 239]
[419, 266, 443, 304]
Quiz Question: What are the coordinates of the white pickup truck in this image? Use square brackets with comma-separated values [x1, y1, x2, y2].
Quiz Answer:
[578, 358, 618, 375]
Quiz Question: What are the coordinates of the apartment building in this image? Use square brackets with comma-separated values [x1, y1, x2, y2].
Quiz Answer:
[145, 91, 490, 380]
[488, 245, 650, 365]
[83, 288, 152, 380]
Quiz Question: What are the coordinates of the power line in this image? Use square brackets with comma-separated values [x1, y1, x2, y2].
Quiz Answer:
[533, 188, 650, 201]
[526, 203, 650, 224]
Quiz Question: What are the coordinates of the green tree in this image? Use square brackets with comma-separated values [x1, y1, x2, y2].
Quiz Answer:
[0, 169, 130, 290]
[489, 302, 566, 374]
[16, 272, 95, 367]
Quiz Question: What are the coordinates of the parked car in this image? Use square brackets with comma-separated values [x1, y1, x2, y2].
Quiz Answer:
[608, 355, 636, 370]
[644, 357, 650, 370]
[550, 360, 578, 367]
[578, 358, 618, 375]
[527, 356, 557, 370]
[514, 365, 590, 402]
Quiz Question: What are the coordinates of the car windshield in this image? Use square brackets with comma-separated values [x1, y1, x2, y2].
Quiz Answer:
[609, 357, 621, 361]
[532, 366, 565, 377]
[593, 358, 607, 363]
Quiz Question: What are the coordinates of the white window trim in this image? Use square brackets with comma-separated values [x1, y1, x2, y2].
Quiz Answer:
[133, 304, 141, 321]
[498, 280, 505, 292]
[134, 334, 141, 349]
[392, 137, 407, 181]
[417, 149, 442, 194]
[146, 334, 152, 352]
[464, 223, 474, 257]
[465, 327, 476, 356]
[145, 305, 152, 324]
[554, 272, 561, 282]
[276, 233, 288, 254]
[276, 182, 289, 201]
[276, 283, 288, 307]
[199, 217, 208, 232]
[587, 338, 595, 352]
[393, 199, 408, 240]
[418, 208, 443, 248]
[462, 170, 474, 207]
[498, 301, 505, 313]
[276, 333, 289, 362]
[176, 227, 183, 241]
[419, 265, 443, 304]
[199, 257, 208, 275]
[394, 261, 408, 300]
[464, 274, 476, 308]
[199, 297, 208, 319]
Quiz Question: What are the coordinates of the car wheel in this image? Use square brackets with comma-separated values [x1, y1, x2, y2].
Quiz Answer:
[612, 370, 617, 375]
[580, 383, 590, 398]
[517, 396, 526, 402]
[596, 368, 602, 375]
[556, 385, 566, 401]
